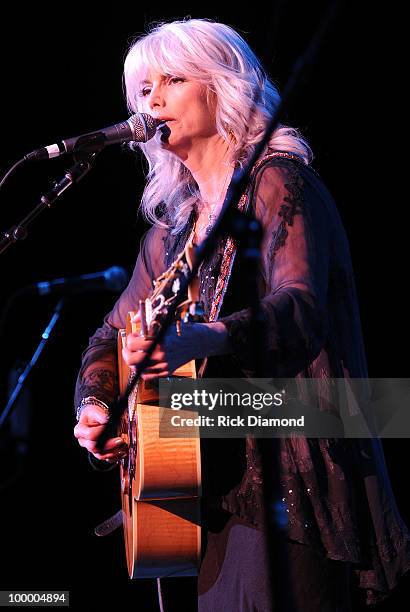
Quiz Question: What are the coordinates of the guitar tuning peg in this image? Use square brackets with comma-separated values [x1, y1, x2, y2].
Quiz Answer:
[176, 320, 182, 336]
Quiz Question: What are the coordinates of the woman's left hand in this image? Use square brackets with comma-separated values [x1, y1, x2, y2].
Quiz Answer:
[122, 318, 231, 380]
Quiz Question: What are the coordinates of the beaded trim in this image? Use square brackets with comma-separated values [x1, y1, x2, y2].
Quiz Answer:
[208, 151, 302, 322]
[76, 396, 110, 421]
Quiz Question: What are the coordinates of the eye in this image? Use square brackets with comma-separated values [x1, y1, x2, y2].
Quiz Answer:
[139, 87, 151, 97]
[168, 76, 185, 85]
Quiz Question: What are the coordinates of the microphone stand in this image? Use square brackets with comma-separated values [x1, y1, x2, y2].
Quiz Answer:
[0, 298, 65, 430]
[0, 150, 99, 256]
[0, 148, 103, 427]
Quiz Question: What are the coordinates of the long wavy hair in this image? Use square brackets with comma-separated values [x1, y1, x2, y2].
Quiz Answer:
[124, 18, 313, 234]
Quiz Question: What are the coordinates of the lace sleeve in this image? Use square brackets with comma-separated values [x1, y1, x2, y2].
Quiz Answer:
[73, 224, 167, 412]
[220, 159, 330, 377]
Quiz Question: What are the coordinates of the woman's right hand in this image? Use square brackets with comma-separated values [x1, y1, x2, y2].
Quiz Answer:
[73, 403, 128, 463]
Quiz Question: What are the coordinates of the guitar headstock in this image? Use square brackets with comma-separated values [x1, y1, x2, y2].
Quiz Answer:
[134, 239, 204, 338]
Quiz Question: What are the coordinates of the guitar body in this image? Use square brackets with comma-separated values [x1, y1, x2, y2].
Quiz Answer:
[118, 299, 202, 577]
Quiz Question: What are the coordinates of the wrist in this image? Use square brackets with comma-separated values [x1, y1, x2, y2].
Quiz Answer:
[76, 396, 110, 422]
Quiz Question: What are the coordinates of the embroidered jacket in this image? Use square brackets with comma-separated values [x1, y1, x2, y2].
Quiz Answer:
[75, 153, 410, 605]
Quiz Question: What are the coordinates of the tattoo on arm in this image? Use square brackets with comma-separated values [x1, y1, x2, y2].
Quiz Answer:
[79, 367, 118, 406]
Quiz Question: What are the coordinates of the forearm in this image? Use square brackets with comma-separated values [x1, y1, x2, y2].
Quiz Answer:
[122, 320, 233, 381]
[75, 358, 118, 409]
[220, 287, 326, 377]
[198, 322, 233, 357]
[74, 315, 119, 413]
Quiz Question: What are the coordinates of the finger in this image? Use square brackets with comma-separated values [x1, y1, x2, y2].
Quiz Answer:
[95, 449, 128, 462]
[126, 336, 166, 363]
[141, 362, 168, 374]
[102, 437, 128, 453]
[79, 439, 98, 453]
[74, 422, 107, 441]
[122, 346, 161, 368]
[81, 437, 127, 454]
[141, 369, 170, 381]
[126, 334, 151, 351]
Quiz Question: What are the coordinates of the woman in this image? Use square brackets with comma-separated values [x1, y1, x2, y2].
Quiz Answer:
[73, 18, 410, 611]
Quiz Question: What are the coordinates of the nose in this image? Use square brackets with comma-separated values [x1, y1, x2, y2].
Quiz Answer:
[148, 83, 166, 112]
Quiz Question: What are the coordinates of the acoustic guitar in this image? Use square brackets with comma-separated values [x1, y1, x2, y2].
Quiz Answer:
[117, 239, 202, 579]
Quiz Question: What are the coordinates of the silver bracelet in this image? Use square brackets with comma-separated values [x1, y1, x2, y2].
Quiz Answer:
[76, 396, 110, 421]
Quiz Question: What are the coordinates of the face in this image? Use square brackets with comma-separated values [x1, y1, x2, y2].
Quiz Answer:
[138, 70, 218, 158]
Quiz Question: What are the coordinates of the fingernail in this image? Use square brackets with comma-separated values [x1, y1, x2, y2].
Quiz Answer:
[114, 439, 123, 446]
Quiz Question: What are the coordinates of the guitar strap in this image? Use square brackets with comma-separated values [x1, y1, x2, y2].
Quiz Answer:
[94, 509, 123, 536]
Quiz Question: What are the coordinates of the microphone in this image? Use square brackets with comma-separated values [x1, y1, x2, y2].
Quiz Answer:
[25, 113, 162, 161]
[31, 266, 129, 295]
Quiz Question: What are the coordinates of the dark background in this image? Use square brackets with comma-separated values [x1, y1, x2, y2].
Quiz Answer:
[0, 3, 407, 610]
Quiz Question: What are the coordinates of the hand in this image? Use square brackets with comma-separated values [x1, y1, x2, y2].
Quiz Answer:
[74, 403, 128, 463]
[122, 317, 231, 381]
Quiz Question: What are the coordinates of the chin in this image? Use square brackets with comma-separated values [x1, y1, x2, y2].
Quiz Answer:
[160, 137, 185, 155]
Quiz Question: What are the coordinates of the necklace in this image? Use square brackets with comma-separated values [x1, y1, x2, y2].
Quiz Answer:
[195, 210, 220, 237]
[196, 165, 233, 238]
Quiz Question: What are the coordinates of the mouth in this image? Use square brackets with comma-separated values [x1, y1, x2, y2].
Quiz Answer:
[156, 118, 175, 124]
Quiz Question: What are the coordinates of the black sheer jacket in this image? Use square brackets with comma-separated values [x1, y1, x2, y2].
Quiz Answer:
[75, 154, 410, 605]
